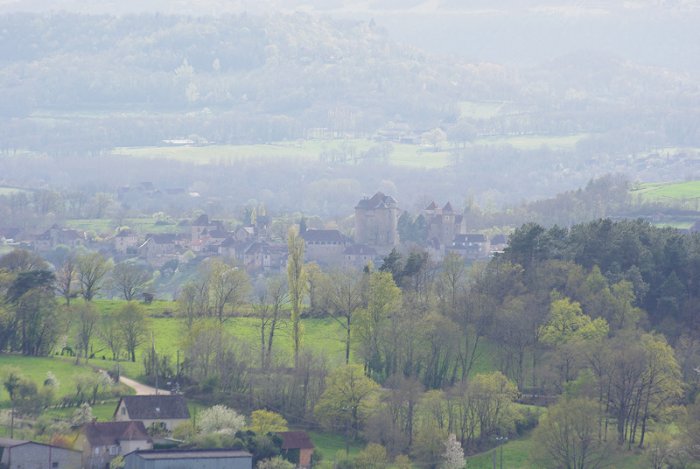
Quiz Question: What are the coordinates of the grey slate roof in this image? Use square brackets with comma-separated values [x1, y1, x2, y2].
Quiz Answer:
[0, 437, 82, 453]
[355, 192, 397, 210]
[116, 395, 190, 420]
[130, 449, 252, 460]
[83, 421, 151, 447]
[343, 244, 377, 256]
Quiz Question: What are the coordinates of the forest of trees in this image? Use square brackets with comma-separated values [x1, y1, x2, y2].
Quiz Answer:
[2, 217, 697, 467]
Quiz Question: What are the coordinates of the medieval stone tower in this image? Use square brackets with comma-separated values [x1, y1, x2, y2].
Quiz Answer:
[354, 192, 399, 247]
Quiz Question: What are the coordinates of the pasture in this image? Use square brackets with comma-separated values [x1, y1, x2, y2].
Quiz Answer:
[65, 217, 185, 236]
[631, 180, 700, 204]
[0, 355, 122, 404]
[111, 133, 587, 170]
[87, 299, 495, 381]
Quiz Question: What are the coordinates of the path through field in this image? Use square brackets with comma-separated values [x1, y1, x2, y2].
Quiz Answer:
[118, 375, 171, 395]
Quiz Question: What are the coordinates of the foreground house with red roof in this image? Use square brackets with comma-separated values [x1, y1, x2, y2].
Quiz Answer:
[79, 421, 153, 469]
[277, 431, 315, 469]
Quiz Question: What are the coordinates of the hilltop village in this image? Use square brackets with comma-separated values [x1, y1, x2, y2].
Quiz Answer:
[1, 191, 506, 281]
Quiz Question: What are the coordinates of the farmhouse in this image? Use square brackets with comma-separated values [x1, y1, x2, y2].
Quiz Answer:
[113, 395, 190, 432]
[80, 421, 152, 469]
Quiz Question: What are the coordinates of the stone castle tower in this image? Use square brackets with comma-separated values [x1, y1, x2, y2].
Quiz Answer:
[354, 192, 399, 247]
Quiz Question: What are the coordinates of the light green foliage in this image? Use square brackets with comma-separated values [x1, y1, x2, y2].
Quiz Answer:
[393, 454, 412, 469]
[353, 271, 401, 379]
[540, 296, 608, 346]
[203, 258, 251, 323]
[71, 402, 94, 426]
[287, 227, 306, 367]
[172, 421, 196, 441]
[682, 397, 700, 461]
[109, 455, 125, 469]
[532, 397, 611, 469]
[645, 432, 679, 469]
[116, 302, 149, 362]
[249, 409, 288, 434]
[197, 404, 246, 435]
[315, 364, 380, 440]
[353, 443, 388, 469]
[256, 457, 295, 469]
[76, 251, 112, 301]
[412, 390, 448, 468]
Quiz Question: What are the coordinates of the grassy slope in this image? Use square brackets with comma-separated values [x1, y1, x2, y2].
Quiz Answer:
[65, 217, 186, 235]
[465, 432, 647, 469]
[309, 431, 363, 461]
[111, 134, 586, 169]
[0, 355, 112, 404]
[632, 180, 700, 203]
[89, 299, 495, 380]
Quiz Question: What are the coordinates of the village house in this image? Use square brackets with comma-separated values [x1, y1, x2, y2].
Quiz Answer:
[138, 234, 182, 265]
[489, 233, 508, 254]
[113, 395, 190, 433]
[123, 449, 252, 469]
[448, 233, 490, 260]
[301, 229, 350, 265]
[354, 192, 399, 251]
[0, 438, 82, 469]
[424, 201, 467, 250]
[33, 225, 85, 251]
[191, 214, 225, 244]
[80, 421, 153, 469]
[342, 244, 377, 269]
[277, 431, 314, 469]
[114, 229, 140, 254]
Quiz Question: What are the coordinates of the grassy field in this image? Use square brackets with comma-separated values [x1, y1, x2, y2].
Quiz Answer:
[0, 186, 32, 196]
[631, 180, 700, 204]
[112, 133, 587, 170]
[465, 432, 646, 469]
[309, 431, 363, 461]
[65, 217, 186, 236]
[90, 299, 496, 380]
[0, 355, 116, 404]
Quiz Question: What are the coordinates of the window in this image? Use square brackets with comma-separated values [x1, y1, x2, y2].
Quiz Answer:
[121, 407, 126, 415]
[109, 445, 119, 456]
[52, 463, 59, 468]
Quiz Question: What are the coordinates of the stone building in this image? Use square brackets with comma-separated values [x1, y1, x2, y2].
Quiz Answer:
[354, 192, 399, 249]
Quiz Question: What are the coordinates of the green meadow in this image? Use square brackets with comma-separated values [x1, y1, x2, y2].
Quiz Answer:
[65, 217, 186, 236]
[112, 133, 586, 170]
[0, 355, 126, 404]
[465, 431, 647, 469]
[631, 180, 700, 204]
[88, 299, 496, 381]
[0, 186, 32, 196]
